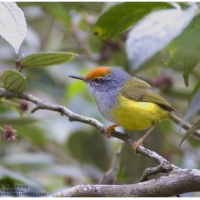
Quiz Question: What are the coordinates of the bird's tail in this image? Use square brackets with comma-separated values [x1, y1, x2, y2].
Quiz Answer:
[169, 112, 200, 140]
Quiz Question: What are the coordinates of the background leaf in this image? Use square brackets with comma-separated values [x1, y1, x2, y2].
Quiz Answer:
[66, 129, 111, 171]
[0, 2, 27, 53]
[179, 117, 200, 147]
[125, 5, 196, 72]
[168, 14, 200, 86]
[94, 2, 174, 39]
[2, 70, 26, 93]
[21, 52, 78, 68]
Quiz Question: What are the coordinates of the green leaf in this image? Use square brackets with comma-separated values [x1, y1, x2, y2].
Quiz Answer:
[168, 12, 200, 86]
[179, 117, 200, 147]
[41, 3, 71, 26]
[2, 70, 26, 93]
[21, 52, 78, 68]
[183, 72, 189, 87]
[0, 118, 39, 126]
[94, 2, 174, 39]
[67, 129, 110, 170]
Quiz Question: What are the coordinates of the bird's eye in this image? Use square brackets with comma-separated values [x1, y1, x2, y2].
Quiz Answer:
[94, 78, 102, 85]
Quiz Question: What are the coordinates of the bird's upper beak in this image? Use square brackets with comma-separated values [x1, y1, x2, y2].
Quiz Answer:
[68, 75, 86, 82]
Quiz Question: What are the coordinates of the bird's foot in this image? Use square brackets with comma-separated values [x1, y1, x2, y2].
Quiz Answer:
[104, 124, 118, 139]
[131, 138, 144, 154]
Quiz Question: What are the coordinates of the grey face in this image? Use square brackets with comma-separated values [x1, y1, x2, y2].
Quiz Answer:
[86, 68, 132, 95]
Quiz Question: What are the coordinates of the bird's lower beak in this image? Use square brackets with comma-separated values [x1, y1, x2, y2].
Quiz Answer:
[68, 75, 86, 81]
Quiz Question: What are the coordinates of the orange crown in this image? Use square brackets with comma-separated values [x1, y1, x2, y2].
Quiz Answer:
[86, 67, 111, 80]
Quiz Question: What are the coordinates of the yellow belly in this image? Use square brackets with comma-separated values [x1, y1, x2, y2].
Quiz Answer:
[111, 95, 170, 130]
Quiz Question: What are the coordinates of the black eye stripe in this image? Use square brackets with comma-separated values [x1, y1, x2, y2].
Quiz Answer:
[91, 77, 103, 85]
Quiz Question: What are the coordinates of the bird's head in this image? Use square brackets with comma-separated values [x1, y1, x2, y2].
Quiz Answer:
[68, 66, 131, 95]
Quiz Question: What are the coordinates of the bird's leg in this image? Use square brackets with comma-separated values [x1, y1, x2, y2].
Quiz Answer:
[104, 124, 118, 139]
[132, 125, 156, 154]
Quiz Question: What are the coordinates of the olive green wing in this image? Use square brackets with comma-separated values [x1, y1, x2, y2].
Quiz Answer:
[121, 77, 174, 112]
[142, 89, 174, 112]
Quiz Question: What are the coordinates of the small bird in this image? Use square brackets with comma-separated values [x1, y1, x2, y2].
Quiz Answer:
[69, 67, 200, 152]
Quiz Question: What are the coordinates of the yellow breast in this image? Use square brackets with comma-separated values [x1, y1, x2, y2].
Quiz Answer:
[111, 95, 170, 130]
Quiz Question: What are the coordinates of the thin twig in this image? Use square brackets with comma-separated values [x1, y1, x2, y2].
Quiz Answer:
[98, 142, 124, 184]
[0, 98, 19, 106]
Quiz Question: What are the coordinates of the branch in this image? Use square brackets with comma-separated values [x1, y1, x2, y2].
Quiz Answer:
[139, 163, 173, 182]
[50, 169, 200, 197]
[0, 88, 178, 169]
[98, 141, 124, 184]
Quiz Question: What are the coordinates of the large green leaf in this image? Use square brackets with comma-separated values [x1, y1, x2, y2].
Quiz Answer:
[168, 13, 200, 86]
[94, 2, 174, 39]
[2, 70, 26, 93]
[67, 129, 110, 170]
[21, 52, 78, 68]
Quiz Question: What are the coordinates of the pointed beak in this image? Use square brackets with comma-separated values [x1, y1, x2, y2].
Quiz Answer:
[68, 75, 86, 82]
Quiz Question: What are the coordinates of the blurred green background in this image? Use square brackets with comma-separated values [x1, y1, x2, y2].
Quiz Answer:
[0, 2, 200, 197]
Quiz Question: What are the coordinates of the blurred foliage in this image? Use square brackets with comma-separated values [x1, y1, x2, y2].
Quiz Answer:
[168, 13, 200, 86]
[0, 2, 200, 197]
[93, 2, 174, 39]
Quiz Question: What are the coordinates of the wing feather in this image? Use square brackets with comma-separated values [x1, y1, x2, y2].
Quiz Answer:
[121, 77, 174, 112]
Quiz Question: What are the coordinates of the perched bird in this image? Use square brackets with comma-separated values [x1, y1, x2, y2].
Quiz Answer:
[69, 67, 200, 152]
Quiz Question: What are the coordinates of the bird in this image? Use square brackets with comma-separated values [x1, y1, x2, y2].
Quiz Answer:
[68, 66, 200, 152]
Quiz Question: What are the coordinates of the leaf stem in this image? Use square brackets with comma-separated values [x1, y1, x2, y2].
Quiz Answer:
[1, 98, 19, 106]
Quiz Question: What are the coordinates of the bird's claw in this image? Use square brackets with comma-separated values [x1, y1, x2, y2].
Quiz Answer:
[132, 138, 144, 154]
[104, 124, 117, 139]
